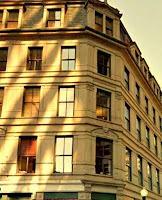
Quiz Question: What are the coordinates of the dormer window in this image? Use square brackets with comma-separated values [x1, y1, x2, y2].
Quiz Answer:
[153, 83, 156, 92]
[144, 67, 147, 78]
[6, 10, 19, 28]
[106, 16, 113, 37]
[47, 9, 61, 28]
[95, 11, 103, 32]
[135, 51, 139, 64]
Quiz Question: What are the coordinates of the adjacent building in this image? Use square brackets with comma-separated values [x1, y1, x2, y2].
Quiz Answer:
[0, 0, 162, 199]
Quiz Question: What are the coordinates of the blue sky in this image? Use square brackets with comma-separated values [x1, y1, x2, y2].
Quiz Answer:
[108, 0, 162, 88]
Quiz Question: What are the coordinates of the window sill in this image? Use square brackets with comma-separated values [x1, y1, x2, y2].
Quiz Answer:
[95, 173, 112, 178]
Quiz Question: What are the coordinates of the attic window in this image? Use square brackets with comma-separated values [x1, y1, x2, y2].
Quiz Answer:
[106, 16, 113, 37]
[95, 12, 103, 32]
[135, 51, 139, 64]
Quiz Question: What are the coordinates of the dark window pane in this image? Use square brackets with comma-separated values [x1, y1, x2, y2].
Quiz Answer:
[27, 48, 42, 70]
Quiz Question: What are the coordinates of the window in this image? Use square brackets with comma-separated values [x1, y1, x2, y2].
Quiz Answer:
[0, 88, 4, 116]
[0, 10, 3, 28]
[7, 10, 19, 28]
[146, 126, 150, 149]
[27, 47, 43, 70]
[95, 12, 103, 32]
[154, 134, 158, 156]
[58, 87, 74, 117]
[125, 148, 131, 181]
[135, 51, 139, 64]
[61, 47, 76, 70]
[161, 142, 162, 160]
[136, 116, 141, 141]
[55, 137, 73, 173]
[159, 117, 162, 132]
[106, 16, 113, 36]
[124, 67, 129, 90]
[147, 163, 152, 190]
[156, 168, 160, 194]
[97, 50, 111, 77]
[125, 103, 130, 131]
[144, 67, 147, 78]
[96, 138, 112, 175]
[145, 96, 148, 114]
[153, 83, 156, 92]
[22, 87, 40, 117]
[96, 89, 111, 120]
[47, 9, 61, 28]
[137, 155, 143, 186]
[135, 83, 140, 103]
[18, 137, 37, 173]
[0, 48, 8, 71]
[153, 107, 156, 124]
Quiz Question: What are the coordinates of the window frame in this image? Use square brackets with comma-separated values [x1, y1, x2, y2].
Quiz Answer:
[147, 162, 152, 191]
[97, 49, 111, 77]
[135, 83, 140, 104]
[0, 47, 8, 71]
[96, 89, 111, 121]
[58, 86, 75, 117]
[154, 134, 158, 156]
[125, 147, 132, 182]
[61, 46, 76, 71]
[146, 126, 150, 149]
[153, 107, 156, 124]
[136, 116, 141, 142]
[159, 116, 162, 132]
[156, 168, 160, 194]
[106, 16, 113, 37]
[145, 96, 149, 115]
[95, 11, 103, 32]
[22, 87, 40, 117]
[18, 136, 37, 173]
[125, 103, 130, 131]
[0, 8, 22, 29]
[46, 9, 61, 28]
[6, 9, 19, 29]
[96, 137, 113, 175]
[54, 136, 73, 173]
[137, 155, 143, 186]
[43, 5, 65, 28]
[26, 47, 43, 70]
[124, 66, 129, 90]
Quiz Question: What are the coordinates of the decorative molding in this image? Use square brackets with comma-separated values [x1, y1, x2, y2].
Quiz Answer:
[86, 83, 94, 91]
[92, 127, 119, 140]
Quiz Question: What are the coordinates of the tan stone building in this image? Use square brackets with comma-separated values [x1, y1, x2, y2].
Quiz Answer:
[0, 0, 162, 199]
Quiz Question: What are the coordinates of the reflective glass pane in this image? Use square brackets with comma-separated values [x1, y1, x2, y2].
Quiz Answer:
[55, 11, 61, 20]
[55, 156, 63, 172]
[56, 138, 64, 155]
[69, 48, 75, 59]
[62, 60, 68, 70]
[66, 103, 74, 116]
[54, 21, 61, 28]
[64, 137, 73, 155]
[67, 88, 74, 101]
[59, 103, 66, 116]
[64, 156, 72, 173]
[59, 88, 67, 102]
[69, 60, 75, 70]
[62, 48, 68, 59]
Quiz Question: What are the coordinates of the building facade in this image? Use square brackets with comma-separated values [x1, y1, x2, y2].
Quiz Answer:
[0, 0, 162, 200]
